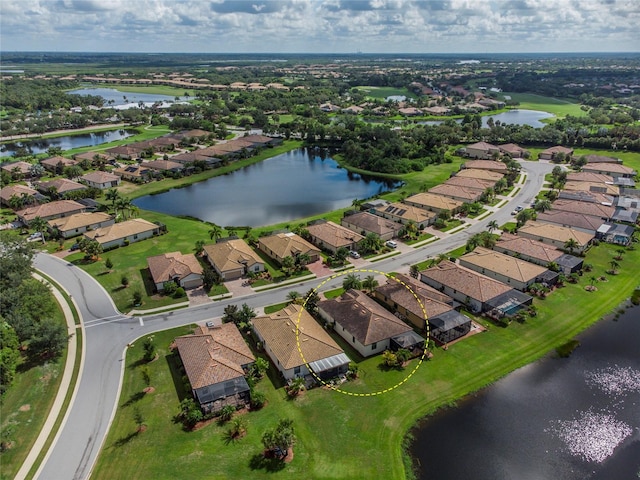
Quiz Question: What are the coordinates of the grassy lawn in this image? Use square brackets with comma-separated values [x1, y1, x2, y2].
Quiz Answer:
[353, 86, 418, 101]
[91, 243, 640, 480]
[405, 233, 435, 245]
[263, 301, 291, 314]
[80, 84, 196, 98]
[0, 301, 66, 480]
[500, 93, 586, 118]
[63, 125, 172, 157]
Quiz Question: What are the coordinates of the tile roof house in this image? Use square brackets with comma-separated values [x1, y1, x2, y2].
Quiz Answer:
[112, 165, 153, 182]
[582, 163, 637, 179]
[420, 260, 532, 316]
[517, 221, 594, 253]
[72, 151, 114, 165]
[581, 154, 622, 164]
[550, 199, 615, 220]
[142, 159, 184, 173]
[1, 161, 33, 178]
[494, 233, 583, 274]
[566, 172, 614, 184]
[464, 142, 500, 160]
[403, 192, 464, 214]
[558, 190, 614, 205]
[341, 211, 403, 241]
[37, 178, 86, 196]
[174, 322, 255, 413]
[16, 200, 86, 225]
[538, 146, 574, 160]
[428, 184, 484, 203]
[84, 218, 160, 249]
[454, 168, 504, 182]
[105, 145, 144, 160]
[79, 171, 121, 189]
[48, 212, 115, 239]
[252, 304, 350, 381]
[372, 202, 436, 228]
[373, 274, 455, 330]
[257, 232, 321, 264]
[40, 156, 78, 173]
[306, 220, 364, 253]
[498, 143, 529, 158]
[536, 210, 605, 234]
[444, 175, 497, 191]
[202, 239, 264, 280]
[147, 251, 204, 291]
[318, 289, 418, 358]
[459, 247, 552, 291]
[461, 160, 508, 173]
[563, 181, 619, 197]
[596, 223, 636, 246]
[0, 184, 41, 207]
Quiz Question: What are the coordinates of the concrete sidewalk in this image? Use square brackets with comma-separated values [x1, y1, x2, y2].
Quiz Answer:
[16, 275, 83, 480]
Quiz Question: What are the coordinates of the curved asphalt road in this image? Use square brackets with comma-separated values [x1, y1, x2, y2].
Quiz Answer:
[33, 160, 553, 480]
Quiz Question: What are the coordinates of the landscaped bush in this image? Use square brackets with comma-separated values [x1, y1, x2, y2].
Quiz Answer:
[173, 287, 186, 298]
[249, 389, 266, 410]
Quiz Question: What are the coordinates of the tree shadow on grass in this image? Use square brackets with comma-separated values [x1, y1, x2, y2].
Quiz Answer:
[139, 268, 157, 297]
[248, 452, 286, 473]
[112, 430, 139, 447]
[121, 390, 146, 408]
[166, 352, 189, 402]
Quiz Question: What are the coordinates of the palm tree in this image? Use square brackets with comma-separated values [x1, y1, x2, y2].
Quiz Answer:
[362, 275, 379, 293]
[280, 256, 296, 277]
[564, 238, 579, 255]
[208, 224, 223, 242]
[287, 291, 301, 304]
[342, 273, 362, 291]
[614, 249, 625, 261]
[115, 196, 132, 219]
[534, 199, 552, 213]
[486, 220, 499, 233]
[105, 188, 120, 209]
[262, 419, 295, 459]
[515, 209, 534, 227]
[609, 260, 620, 274]
[287, 377, 305, 397]
[30, 216, 48, 241]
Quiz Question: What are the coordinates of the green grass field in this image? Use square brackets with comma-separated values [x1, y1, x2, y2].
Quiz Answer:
[501, 93, 586, 118]
[78, 84, 196, 98]
[354, 86, 418, 101]
[91, 243, 640, 480]
[0, 301, 67, 480]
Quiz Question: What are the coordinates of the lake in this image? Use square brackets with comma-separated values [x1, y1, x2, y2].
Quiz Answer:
[0, 129, 135, 158]
[418, 109, 554, 128]
[409, 305, 640, 480]
[133, 148, 400, 227]
[68, 87, 191, 107]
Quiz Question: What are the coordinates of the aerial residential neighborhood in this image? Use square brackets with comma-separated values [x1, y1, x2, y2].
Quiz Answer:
[1, 3, 639, 479]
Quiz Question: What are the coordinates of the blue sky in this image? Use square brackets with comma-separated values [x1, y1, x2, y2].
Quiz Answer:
[1, 0, 638, 53]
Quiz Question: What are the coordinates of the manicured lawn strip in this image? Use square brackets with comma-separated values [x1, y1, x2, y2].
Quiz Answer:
[501, 93, 586, 118]
[118, 140, 304, 199]
[263, 302, 290, 314]
[353, 86, 418, 101]
[0, 303, 67, 480]
[405, 233, 434, 245]
[80, 84, 197, 97]
[91, 243, 640, 480]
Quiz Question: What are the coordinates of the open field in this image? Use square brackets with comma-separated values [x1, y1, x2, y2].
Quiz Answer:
[501, 92, 586, 118]
[0, 302, 67, 480]
[353, 86, 418, 101]
[91, 242, 640, 480]
[78, 84, 196, 97]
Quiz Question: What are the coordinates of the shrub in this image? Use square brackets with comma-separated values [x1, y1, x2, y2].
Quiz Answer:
[179, 397, 203, 428]
[174, 287, 186, 298]
[218, 405, 235, 422]
[250, 390, 266, 410]
[162, 281, 177, 296]
[142, 337, 156, 362]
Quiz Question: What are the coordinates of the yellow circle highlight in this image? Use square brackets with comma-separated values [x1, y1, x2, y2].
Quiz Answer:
[296, 268, 429, 397]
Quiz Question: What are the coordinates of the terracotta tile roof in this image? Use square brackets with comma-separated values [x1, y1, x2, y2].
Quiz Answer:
[498, 143, 528, 156]
[444, 176, 496, 190]
[175, 323, 254, 389]
[341, 211, 402, 236]
[202, 239, 263, 273]
[143, 159, 184, 171]
[459, 246, 547, 283]
[0, 184, 38, 203]
[258, 232, 320, 260]
[462, 160, 508, 172]
[40, 156, 78, 169]
[147, 251, 203, 285]
[566, 172, 614, 184]
[583, 163, 636, 175]
[466, 141, 499, 151]
[455, 168, 504, 181]
[518, 221, 594, 247]
[374, 202, 436, 224]
[540, 146, 573, 156]
[319, 290, 411, 346]
[252, 304, 344, 370]
[404, 192, 464, 211]
[73, 151, 114, 163]
[582, 154, 621, 164]
[537, 210, 605, 231]
[551, 199, 615, 218]
[84, 218, 158, 244]
[375, 274, 453, 321]
[420, 260, 512, 302]
[558, 190, 614, 205]
[1, 161, 32, 175]
[48, 212, 113, 231]
[307, 221, 364, 249]
[428, 183, 483, 201]
[37, 178, 86, 194]
[17, 200, 85, 222]
[495, 233, 563, 263]
[80, 171, 121, 184]
[563, 181, 619, 196]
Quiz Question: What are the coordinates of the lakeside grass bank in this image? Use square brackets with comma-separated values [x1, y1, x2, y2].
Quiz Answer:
[91, 242, 640, 480]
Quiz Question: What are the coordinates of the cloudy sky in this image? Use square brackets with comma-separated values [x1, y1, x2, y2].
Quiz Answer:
[1, 0, 638, 54]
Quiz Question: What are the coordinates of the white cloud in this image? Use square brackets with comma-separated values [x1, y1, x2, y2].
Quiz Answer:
[0, 0, 637, 52]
